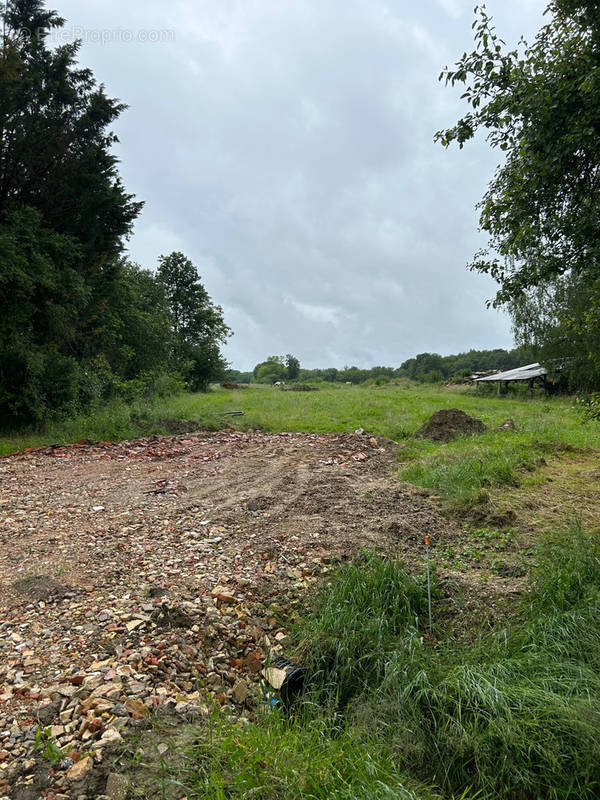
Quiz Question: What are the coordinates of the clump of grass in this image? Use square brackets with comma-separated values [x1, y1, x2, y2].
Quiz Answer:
[145, 711, 436, 800]
[294, 552, 435, 706]
[400, 431, 572, 507]
[529, 525, 600, 612]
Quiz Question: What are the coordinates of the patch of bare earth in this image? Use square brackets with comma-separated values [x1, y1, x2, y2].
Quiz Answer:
[0, 430, 516, 799]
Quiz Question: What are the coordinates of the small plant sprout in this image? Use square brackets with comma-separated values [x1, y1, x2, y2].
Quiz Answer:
[34, 727, 63, 767]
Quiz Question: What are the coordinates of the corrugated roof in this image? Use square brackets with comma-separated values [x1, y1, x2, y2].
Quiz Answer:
[474, 363, 547, 383]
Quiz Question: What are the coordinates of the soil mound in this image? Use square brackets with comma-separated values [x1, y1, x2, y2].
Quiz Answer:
[221, 381, 243, 390]
[13, 575, 73, 602]
[282, 385, 319, 392]
[415, 408, 486, 442]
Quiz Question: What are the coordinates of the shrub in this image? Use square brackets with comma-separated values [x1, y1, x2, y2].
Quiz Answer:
[576, 393, 600, 421]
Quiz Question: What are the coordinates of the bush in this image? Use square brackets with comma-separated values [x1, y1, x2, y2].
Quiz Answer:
[114, 372, 185, 403]
[361, 375, 391, 387]
[0, 347, 95, 429]
[576, 393, 600, 421]
[421, 370, 444, 384]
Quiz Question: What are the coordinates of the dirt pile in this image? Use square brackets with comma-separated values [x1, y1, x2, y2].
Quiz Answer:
[282, 385, 319, 392]
[415, 408, 486, 442]
[221, 382, 243, 390]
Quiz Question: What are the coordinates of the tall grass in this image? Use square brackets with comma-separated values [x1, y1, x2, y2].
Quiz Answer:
[295, 552, 436, 707]
[0, 395, 223, 457]
[148, 712, 437, 800]
[366, 529, 600, 799]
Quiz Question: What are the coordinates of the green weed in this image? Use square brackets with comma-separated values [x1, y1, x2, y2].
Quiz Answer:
[34, 727, 63, 767]
[138, 712, 435, 800]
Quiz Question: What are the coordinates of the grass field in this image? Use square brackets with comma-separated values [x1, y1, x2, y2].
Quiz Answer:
[4, 382, 600, 799]
[3, 382, 598, 508]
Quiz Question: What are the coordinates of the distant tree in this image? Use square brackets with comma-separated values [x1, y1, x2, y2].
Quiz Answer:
[371, 366, 394, 378]
[253, 356, 284, 377]
[254, 356, 287, 384]
[157, 252, 231, 391]
[397, 353, 445, 381]
[286, 354, 300, 380]
[223, 368, 252, 384]
[322, 368, 339, 382]
[422, 369, 444, 384]
[338, 366, 370, 384]
[396, 348, 533, 383]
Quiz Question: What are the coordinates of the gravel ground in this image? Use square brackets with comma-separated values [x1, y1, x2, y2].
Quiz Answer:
[0, 430, 453, 800]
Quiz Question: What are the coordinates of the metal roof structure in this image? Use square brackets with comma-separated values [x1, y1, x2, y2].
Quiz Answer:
[474, 363, 547, 383]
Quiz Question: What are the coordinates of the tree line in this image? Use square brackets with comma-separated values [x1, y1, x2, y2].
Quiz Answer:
[225, 346, 534, 385]
[0, 2, 229, 428]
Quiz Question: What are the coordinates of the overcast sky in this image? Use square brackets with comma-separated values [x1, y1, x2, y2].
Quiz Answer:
[56, 0, 547, 370]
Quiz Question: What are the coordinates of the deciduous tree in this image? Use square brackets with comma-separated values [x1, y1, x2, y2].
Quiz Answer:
[285, 354, 300, 380]
[157, 252, 231, 390]
[437, 1, 600, 387]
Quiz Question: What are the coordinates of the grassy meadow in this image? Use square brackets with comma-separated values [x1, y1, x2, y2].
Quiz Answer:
[4, 382, 600, 799]
[3, 381, 598, 509]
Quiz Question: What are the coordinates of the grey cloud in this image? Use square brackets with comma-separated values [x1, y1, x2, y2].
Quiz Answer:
[58, 0, 547, 368]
